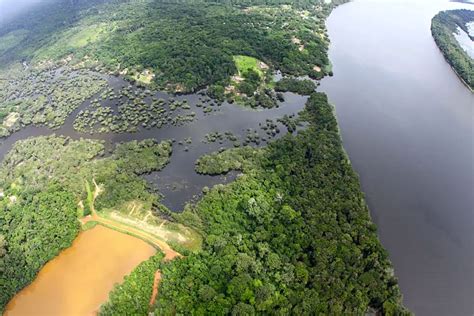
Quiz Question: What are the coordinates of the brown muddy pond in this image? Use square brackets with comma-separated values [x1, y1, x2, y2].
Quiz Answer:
[4, 225, 156, 316]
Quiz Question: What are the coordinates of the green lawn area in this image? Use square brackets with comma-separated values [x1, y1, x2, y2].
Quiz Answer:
[67, 24, 106, 48]
[233, 55, 264, 77]
[35, 24, 108, 60]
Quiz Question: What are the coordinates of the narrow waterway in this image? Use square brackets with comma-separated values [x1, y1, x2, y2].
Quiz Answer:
[4, 225, 156, 316]
[319, 1, 473, 315]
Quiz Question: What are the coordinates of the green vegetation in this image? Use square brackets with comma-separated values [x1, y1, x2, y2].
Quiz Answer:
[234, 55, 265, 78]
[0, 0, 408, 314]
[35, 23, 108, 60]
[99, 252, 164, 316]
[0, 30, 29, 56]
[431, 9, 474, 90]
[0, 137, 172, 208]
[152, 93, 408, 314]
[73, 87, 195, 134]
[277, 113, 304, 133]
[224, 54, 282, 108]
[275, 77, 317, 95]
[195, 146, 263, 175]
[0, 65, 106, 137]
[0, 185, 80, 311]
[0, 0, 337, 104]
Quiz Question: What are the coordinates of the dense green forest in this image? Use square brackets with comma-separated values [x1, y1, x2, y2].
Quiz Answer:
[100, 93, 409, 315]
[0, 0, 337, 94]
[275, 77, 317, 95]
[431, 9, 474, 90]
[0, 185, 79, 311]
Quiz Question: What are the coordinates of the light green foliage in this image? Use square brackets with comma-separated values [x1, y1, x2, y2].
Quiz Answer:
[99, 252, 164, 315]
[0, 137, 172, 204]
[431, 9, 474, 89]
[35, 24, 108, 60]
[0, 136, 104, 194]
[195, 146, 263, 175]
[233, 55, 264, 78]
[73, 88, 195, 134]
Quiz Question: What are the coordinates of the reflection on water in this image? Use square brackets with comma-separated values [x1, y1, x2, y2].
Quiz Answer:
[4, 225, 156, 316]
[319, 1, 474, 315]
[454, 23, 474, 59]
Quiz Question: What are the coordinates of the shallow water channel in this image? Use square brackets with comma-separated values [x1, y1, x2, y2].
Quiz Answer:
[0, 74, 307, 211]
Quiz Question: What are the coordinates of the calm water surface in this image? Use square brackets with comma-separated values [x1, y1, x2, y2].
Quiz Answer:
[0, 75, 307, 211]
[320, 1, 473, 315]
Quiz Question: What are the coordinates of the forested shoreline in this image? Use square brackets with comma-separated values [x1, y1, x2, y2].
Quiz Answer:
[100, 93, 409, 315]
[431, 9, 474, 90]
[0, 0, 410, 314]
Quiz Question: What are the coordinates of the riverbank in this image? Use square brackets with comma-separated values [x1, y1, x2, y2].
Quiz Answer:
[319, 1, 474, 314]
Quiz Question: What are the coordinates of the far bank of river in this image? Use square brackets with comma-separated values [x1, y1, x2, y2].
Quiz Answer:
[320, 1, 473, 315]
[4, 225, 156, 316]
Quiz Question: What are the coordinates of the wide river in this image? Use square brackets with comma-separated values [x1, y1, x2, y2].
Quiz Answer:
[319, 1, 473, 315]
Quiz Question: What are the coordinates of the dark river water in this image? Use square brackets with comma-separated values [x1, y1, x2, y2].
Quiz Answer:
[0, 75, 307, 210]
[319, 1, 474, 315]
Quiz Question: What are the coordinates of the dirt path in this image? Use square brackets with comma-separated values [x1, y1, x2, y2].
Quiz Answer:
[81, 179, 181, 260]
[81, 179, 182, 307]
[149, 270, 162, 308]
[83, 215, 180, 260]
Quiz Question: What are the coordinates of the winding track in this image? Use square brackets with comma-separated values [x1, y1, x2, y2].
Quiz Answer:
[81, 179, 181, 260]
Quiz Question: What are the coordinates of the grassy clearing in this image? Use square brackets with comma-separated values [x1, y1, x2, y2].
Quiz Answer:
[102, 205, 202, 253]
[34, 24, 108, 60]
[2, 112, 19, 128]
[133, 70, 155, 85]
[233, 55, 264, 77]
[68, 24, 106, 48]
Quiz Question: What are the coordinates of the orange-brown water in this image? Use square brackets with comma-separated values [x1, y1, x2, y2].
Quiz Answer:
[4, 225, 156, 316]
